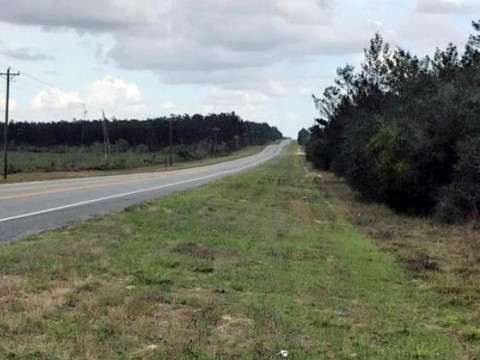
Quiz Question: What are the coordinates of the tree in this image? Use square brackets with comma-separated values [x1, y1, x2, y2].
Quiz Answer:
[303, 19, 480, 220]
[297, 128, 310, 146]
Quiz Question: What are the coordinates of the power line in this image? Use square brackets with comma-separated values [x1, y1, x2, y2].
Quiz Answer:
[11, 68, 56, 88]
[11, 68, 79, 101]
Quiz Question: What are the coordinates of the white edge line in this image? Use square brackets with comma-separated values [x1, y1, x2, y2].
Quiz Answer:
[0, 145, 284, 224]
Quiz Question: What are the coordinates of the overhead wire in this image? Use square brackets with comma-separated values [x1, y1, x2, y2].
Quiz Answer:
[0, 67, 90, 123]
[12, 68, 58, 89]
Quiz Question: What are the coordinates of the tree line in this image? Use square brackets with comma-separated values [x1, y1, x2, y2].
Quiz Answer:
[1, 112, 282, 153]
[300, 20, 480, 222]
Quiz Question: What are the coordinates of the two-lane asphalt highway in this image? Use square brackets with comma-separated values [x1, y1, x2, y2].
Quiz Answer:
[0, 140, 290, 243]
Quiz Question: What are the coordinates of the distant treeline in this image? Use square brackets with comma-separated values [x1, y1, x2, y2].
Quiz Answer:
[1, 112, 282, 151]
[301, 20, 480, 222]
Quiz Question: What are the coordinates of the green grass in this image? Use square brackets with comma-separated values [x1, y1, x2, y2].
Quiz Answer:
[314, 170, 480, 359]
[0, 145, 470, 359]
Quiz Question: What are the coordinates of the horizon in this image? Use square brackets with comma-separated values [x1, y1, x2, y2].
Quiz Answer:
[0, 0, 479, 137]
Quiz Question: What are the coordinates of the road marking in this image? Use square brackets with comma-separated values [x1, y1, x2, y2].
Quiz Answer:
[0, 146, 283, 224]
[0, 178, 159, 201]
[0, 175, 160, 194]
[0, 169, 206, 201]
[0, 167, 207, 194]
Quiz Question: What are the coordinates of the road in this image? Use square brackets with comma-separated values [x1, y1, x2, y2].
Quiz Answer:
[0, 140, 289, 243]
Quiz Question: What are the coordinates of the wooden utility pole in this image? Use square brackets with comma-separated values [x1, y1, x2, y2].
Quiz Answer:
[81, 103, 88, 145]
[101, 110, 111, 162]
[1, 67, 20, 180]
[169, 118, 173, 166]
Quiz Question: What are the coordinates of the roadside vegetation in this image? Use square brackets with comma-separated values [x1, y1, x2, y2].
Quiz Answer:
[0, 145, 476, 359]
[0, 144, 267, 183]
[314, 169, 480, 358]
[300, 19, 480, 222]
[0, 112, 282, 176]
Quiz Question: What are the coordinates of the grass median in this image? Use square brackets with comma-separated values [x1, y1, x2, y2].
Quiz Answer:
[0, 144, 471, 359]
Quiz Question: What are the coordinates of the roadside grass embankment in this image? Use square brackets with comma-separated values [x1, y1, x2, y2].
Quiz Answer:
[0, 144, 472, 359]
[314, 170, 480, 358]
[0, 145, 265, 184]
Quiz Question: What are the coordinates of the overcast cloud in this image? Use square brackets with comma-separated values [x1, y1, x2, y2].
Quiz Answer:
[0, 0, 157, 30]
[417, 0, 479, 14]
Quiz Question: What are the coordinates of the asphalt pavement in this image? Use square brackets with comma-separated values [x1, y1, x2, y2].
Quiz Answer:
[0, 140, 290, 243]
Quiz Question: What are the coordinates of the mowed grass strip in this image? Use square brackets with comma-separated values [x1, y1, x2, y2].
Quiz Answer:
[0, 145, 466, 359]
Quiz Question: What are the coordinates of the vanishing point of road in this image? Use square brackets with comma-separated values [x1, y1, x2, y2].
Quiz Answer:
[0, 141, 290, 243]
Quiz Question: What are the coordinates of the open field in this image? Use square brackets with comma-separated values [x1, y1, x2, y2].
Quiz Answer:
[0, 145, 476, 358]
[0, 145, 266, 184]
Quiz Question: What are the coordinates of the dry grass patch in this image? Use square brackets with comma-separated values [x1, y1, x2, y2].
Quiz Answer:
[0, 275, 78, 317]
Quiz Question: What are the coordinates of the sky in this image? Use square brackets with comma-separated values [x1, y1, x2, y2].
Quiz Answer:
[0, 0, 478, 138]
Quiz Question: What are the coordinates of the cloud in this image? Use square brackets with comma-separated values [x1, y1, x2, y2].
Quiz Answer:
[201, 87, 273, 122]
[87, 75, 145, 113]
[0, 0, 366, 89]
[0, 92, 18, 112]
[0, 47, 51, 62]
[417, 0, 477, 14]
[205, 88, 271, 108]
[31, 87, 82, 110]
[108, 0, 365, 76]
[367, 19, 384, 28]
[0, 0, 157, 31]
[161, 101, 175, 111]
[0, 41, 52, 62]
[397, 14, 465, 53]
[29, 76, 146, 120]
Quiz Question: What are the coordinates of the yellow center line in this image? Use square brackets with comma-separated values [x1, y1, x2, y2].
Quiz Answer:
[0, 168, 207, 201]
[0, 174, 167, 194]
[0, 167, 207, 195]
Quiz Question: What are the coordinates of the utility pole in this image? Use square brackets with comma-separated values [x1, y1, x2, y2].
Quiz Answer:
[169, 118, 173, 166]
[1, 67, 20, 180]
[212, 127, 220, 152]
[81, 103, 88, 145]
[146, 121, 150, 151]
[101, 110, 111, 162]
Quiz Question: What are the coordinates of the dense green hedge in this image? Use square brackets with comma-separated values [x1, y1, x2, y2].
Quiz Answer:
[302, 20, 480, 222]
